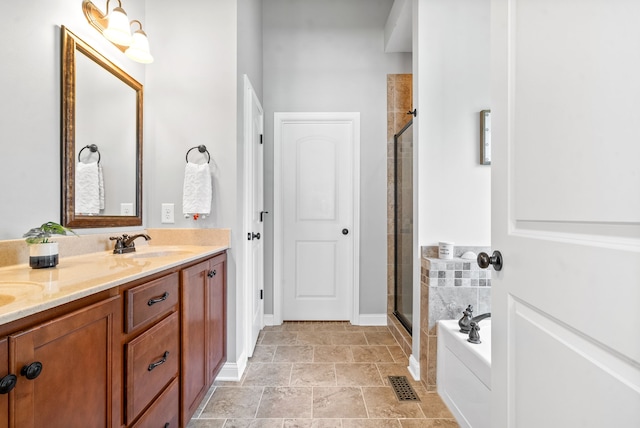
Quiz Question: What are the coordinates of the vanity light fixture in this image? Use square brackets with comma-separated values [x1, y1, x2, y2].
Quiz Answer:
[81, 0, 153, 64]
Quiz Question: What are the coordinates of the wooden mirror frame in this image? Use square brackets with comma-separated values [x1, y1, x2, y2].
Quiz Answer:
[61, 26, 143, 228]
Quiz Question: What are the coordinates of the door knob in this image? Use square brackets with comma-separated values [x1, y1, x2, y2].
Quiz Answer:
[477, 251, 503, 271]
[342, 228, 349, 235]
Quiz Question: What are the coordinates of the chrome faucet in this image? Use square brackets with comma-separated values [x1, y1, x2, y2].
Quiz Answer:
[110, 233, 151, 254]
[468, 312, 491, 344]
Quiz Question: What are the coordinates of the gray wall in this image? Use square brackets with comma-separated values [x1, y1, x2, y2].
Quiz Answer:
[0, 1, 145, 240]
[263, 0, 412, 316]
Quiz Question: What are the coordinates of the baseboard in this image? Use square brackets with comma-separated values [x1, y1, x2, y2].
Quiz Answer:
[408, 354, 421, 381]
[214, 351, 248, 382]
[263, 314, 275, 326]
[356, 313, 388, 326]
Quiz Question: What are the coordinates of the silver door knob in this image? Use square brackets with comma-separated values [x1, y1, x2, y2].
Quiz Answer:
[477, 251, 503, 271]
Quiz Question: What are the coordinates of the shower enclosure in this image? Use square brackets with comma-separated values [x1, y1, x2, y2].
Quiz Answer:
[393, 119, 413, 334]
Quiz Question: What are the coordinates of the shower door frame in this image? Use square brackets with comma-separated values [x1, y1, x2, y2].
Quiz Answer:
[393, 119, 413, 335]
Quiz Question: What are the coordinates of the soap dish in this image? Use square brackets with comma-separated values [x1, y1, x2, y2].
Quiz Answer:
[461, 251, 477, 260]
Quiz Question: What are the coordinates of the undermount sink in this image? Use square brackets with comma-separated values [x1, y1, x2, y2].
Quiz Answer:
[123, 249, 191, 259]
[0, 282, 45, 306]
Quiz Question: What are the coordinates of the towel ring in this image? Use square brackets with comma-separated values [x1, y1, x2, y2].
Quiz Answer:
[78, 144, 101, 164]
[185, 145, 211, 164]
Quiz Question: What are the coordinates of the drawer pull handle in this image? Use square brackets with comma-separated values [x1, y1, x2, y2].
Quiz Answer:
[208, 270, 217, 278]
[147, 292, 169, 306]
[164, 424, 170, 428]
[148, 351, 170, 371]
[0, 374, 17, 394]
[21, 362, 43, 380]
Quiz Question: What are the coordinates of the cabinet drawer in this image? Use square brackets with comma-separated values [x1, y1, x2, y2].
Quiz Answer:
[131, 377, 179, 428]
[126, 273, 179, 333]
[126, 312, 179, 424]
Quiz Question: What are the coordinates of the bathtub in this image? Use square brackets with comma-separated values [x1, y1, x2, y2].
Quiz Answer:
[437, 319, 491, 428]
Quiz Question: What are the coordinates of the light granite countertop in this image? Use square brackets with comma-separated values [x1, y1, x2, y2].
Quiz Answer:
[0, 230, 230, 326]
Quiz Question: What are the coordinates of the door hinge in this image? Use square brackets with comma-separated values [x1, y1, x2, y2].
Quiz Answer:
[259, 134, 263, 145]
[260, 290, 263, 300]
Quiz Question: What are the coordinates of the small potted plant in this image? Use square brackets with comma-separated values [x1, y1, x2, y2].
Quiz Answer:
[23, 221, 77, 269]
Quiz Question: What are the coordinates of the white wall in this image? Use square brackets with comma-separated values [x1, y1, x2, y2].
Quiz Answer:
[262, 0, 412, 317]
[417, 0, 491, 247]
[0, 1, 145, 240]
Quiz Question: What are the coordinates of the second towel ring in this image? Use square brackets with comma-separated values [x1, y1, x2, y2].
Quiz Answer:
[186, 145, 211, 164]
[78, 144, 101, 164]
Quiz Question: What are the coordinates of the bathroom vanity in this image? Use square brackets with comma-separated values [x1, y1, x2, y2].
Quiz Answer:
[0, 241, 227, 428]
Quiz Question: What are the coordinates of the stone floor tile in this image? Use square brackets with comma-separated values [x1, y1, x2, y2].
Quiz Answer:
[386, 346, 407, 363]
[364, 332, 398, 346]
[312, 387, 368, 419]
[361, 387, 425, 419]
[291, 363, 337, 386]
[313, 323, 347, 332]
[350, 346, 394, 363]
[335, 363, 384, 386]
[249, 346, 277, 363]
[261, 332, 299, 345]
[331, 332, 368, 346]
[341, 419, 402, 428]
[186, 419, 226, 428]
[418, 391, 456, 419]
[199, 386, 263, 419]
[284, 419, 343, 428]
[399, 419, 459, 428]
[256, 387, 313, 418]
[314, 346, 354, 363]
[274, 345, 315, 362]
[375, 363, 421, 386]
[297, 332, 334, 346]
[242, 363, 293, 386]
[224, 418, 285, 428]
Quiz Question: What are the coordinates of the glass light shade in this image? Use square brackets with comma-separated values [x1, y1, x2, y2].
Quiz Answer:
[125, 30, 154, 63]
[103, 7, 132, 46]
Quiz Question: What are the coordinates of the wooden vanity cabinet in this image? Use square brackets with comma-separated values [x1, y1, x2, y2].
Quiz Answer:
[180, 252, 227, 426]
[8, 296, 121, 428]
[0, 338, 9, 428]
[122, 273, 180, 427]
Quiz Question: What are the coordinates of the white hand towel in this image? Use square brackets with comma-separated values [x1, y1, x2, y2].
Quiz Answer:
[98, 164, 105, 211]
[182, 162, 212, 215]
[75, 162, 100, 215]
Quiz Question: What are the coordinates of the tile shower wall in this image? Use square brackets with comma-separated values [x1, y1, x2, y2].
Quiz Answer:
[420, 245, 491, 391]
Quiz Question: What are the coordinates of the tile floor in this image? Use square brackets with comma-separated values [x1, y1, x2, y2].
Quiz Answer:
[188, 322, 459, 428]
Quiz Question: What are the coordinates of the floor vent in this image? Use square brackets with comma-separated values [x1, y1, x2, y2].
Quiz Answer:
[388, 376, 420, 402]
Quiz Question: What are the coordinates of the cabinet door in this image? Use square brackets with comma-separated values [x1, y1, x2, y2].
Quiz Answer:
[10, 296, 121, 428]
[207, 257, 226, 383]
[0, 338, 9, 428]
[181, 260, 209, 426]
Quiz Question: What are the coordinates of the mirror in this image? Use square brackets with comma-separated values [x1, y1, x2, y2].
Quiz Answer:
[61, 26, 143, 228]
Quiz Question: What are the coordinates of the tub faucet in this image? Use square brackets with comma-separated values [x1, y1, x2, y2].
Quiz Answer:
[468, 312, 491, 344]
[110, 233, 152, 254]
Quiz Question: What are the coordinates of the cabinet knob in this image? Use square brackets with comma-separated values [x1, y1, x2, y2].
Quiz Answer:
[208, 270, 217, 278]
[21, 362, 43, 380]
[0, 374, 17, 394]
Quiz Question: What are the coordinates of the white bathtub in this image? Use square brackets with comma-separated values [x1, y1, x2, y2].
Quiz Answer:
[437, 319, 491, 428]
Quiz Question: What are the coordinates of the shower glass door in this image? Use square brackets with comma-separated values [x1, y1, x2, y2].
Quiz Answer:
[393, 120, 413, 334]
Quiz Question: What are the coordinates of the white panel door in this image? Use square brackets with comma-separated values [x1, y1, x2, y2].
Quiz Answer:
[491, 1, 640, 427]
[274, 113, 360, 321]
[243, 75, 264, 357]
